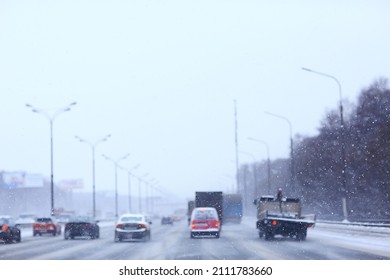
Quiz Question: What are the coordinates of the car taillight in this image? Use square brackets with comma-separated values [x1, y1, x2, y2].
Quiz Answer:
[191, 221, 196, 229]
[272, 220, 277, 225]
[1, 224, 8, 231]
[214, 221, 220, 228]
[116, 224, 123, 229]
[138, 224, 147, 229]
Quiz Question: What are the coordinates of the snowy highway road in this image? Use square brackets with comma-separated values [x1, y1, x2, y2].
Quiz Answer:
[1, 217, 389, 260]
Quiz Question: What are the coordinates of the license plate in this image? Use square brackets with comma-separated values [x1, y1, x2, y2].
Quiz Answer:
[125, 226, 137, 230]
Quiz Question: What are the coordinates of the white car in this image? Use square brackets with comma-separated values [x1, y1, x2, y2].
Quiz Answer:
[114, 213, 152, 242]
[15, 213, 37, 227]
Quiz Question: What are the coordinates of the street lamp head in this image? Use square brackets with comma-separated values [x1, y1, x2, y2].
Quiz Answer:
[75, 135, 84, 142]
[122, 153, 130, 160]
[102, 134, 111, 141]
[63, 102, 77, 112]
[25, 103, 40, 113]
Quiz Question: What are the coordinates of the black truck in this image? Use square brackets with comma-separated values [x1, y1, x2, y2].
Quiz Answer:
[195, 191, 223, 223]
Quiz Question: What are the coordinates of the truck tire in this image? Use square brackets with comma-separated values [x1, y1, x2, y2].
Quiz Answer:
[296, 229, 307, 241]
[258, 231, 264, 238]
[264, 231, 273, 240]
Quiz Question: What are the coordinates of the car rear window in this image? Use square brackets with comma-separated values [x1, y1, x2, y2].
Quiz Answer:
[120, 216, 143, 222]
[193, 209, 218, 220]
[36, 218, 52, 223]
[71, 216, 92, 222]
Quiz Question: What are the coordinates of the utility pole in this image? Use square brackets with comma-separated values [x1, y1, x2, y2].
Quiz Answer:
[234, 99, 240, 194]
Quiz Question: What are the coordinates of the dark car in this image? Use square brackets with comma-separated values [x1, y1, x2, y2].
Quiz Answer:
[161, 216, 174, 225]
[64, 216, 99, 240]
[0, 217, 21, 243]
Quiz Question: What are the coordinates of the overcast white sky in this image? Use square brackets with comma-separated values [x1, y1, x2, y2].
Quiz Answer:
[1, 0, 389, 201]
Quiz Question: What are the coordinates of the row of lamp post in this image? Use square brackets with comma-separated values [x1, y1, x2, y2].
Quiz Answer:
[26, 69, 346, 220]
[26, 102, 159, 219]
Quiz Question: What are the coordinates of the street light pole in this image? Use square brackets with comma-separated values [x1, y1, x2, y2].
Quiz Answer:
[102, 153, 130, 218]
[147, 179, 159, 213]
[265, 111, 294, 194]
[302, 67, 348, 220]
[248, 137, 271, 195]
[239, 151, 257, 213]
[137, 173, 149, 213]
[26, 102, 77, 216]
[234, 99, 240, 194]
[147, 178, 158, 213]
[120, 163, 140, 213]
[75, 134, 111, 219]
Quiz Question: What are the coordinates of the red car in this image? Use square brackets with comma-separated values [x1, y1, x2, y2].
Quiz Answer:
[190, 207, 221, 238]
[33, 217, 61, 236]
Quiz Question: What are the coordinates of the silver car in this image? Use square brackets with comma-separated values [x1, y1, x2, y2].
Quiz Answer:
[114, 214, 151, 242]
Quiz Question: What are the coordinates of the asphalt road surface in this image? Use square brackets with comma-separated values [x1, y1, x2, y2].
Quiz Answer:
[1, 217, 389, 260]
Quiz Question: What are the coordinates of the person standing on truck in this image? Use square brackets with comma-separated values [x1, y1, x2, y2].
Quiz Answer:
[276, 188, 283, 201]
[276, 188, 283, 212]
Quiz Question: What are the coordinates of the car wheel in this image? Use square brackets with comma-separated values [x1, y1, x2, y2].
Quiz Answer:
[64, 230, 71, 240]
[33, 231, 37, 237]
[16, 233, 21, 242]
[190, 232, 195, 239]
[52, 231, 57, 236]
[215, 232, 220, 239]
[114, 233, 121, 242]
